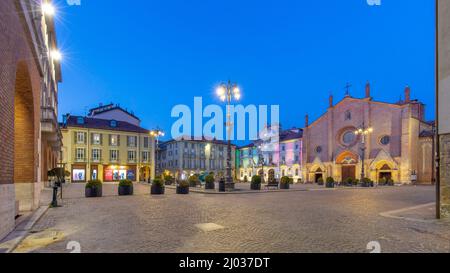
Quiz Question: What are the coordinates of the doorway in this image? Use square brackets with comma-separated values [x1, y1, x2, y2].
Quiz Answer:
[341, 165, 356, 181]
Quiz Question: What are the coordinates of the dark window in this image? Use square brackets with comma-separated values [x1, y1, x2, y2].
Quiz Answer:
[315, 146, 323, 154]
[380, 135, 391, 145]
[110, 120, 118, 128]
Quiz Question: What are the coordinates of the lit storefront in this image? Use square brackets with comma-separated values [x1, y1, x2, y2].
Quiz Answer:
[103, 165, 137, 182]
[72, 164, 87, 182]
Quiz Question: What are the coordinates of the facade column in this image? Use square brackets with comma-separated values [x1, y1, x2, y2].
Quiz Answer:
[438, 0, 450, 218]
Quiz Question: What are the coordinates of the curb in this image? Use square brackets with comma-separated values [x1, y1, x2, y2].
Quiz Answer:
[0, 205, 49, 253]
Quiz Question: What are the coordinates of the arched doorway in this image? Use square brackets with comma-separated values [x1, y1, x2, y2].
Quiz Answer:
[378, 164, 392, 181]
[314, 167, 324, 182]
[14, 61, 37, 211]
[336, 151, 358, 182]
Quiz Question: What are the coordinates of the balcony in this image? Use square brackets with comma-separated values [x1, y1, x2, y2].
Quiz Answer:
[41, 106, 62, 151]
[41, 106, 58, 133]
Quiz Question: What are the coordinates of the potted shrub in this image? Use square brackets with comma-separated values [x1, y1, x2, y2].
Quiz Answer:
[317, 177, 324, 186]
[205, 174, 215, 190]
[188, 175, 200, 188]
[151, 178, 165, 195]
[379, 177, 387, 186]
[361, 178, 373, 188]
[85, 180, 102, 198]
[326, 177, 335, 188]
[280, 176, 290, 189]
[387, 179, 395, 186]
[251, 175, 262, 190]
[243, 176, 248, 183]
[164, 175, 174, 186]
[176, 180, 190, 194]
[344, 177, 354, 187]
[118, 179, 134, 196]
[353, 179, 360, 187]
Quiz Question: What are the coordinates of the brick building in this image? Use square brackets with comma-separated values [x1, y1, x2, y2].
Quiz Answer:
[303, 83, 434, 184]
[0, 0, 62, 239]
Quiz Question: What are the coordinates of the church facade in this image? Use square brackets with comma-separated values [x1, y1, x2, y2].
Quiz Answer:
[302, 83, 434, 184]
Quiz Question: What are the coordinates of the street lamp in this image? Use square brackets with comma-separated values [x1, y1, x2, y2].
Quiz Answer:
[41, 2, 56, 17]
[216, 81, 241, 191]
[354, 123, 373, 182]
[151, 128, 165, 179]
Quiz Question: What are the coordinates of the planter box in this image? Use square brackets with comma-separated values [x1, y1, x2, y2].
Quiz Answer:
[326, 182, 335, 188]
[280, 183, 290, 190]
[176, 186, 189, 194]
[85, 187, 102, 198]
[251, 183, 261, 190]
[118, 185, 134, 196]
[205, 182, 215, 190]
[151, 185, 165, 195]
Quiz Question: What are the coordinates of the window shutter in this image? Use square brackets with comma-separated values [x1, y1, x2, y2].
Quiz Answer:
[84, 132, 87, 144]
[117, 135, 121, 146]
[91, 133, 94, 145]
[74, 132, 77, 144]
[117, 151, 120, 161]
[109, 134, 112, 146]
[135, 136, 138, 147]
[100, 134, 103, 145]
[127, 136, 130, 147]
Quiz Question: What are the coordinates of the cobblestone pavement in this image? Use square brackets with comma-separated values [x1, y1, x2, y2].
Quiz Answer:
[18, 183, 450, 253]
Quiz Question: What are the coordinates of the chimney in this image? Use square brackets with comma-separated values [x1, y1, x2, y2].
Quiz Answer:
[305, 114, 309, 127]
[405, 86, 411, 103]
[329, 94, 333, 108]
[365, 81, 371, 98]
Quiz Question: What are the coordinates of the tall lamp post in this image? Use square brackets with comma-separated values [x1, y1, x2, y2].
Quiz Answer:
[217, 81, 241, 191]
[354, 123, 373, 182]
[151, 128, 165, 180]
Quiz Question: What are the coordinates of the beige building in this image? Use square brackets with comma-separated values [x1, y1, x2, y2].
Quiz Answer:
[303, 83, 434, 184]
[158, 137, 236, 180]
[438, 0, 450, 217]
[61, 115, 155, 183]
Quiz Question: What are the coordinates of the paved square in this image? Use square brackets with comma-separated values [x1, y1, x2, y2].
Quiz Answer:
[14, 183, 450, 253]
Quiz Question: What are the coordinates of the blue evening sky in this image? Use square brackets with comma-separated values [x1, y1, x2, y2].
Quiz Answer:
[55, 0, 435, 141]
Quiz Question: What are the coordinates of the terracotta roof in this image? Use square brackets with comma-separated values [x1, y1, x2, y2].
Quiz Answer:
[61, 116, 149, 134]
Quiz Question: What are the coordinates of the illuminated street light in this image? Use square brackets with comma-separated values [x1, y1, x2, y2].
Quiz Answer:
[216, 81, 241, 191]
[50, 49, 62, 62]
[41, 2, 56, 17]
[151, 128, 165, 179]
[354, 123, 373, 183]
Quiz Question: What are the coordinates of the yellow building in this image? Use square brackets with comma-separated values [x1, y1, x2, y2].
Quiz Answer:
[60, 115, 155, 183]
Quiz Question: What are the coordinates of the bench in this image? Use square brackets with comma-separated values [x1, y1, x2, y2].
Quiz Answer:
[264, 182, 279, 190]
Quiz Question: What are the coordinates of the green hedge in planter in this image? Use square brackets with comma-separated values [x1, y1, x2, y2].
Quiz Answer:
[205, 174, 215, 190]
[251, 175, 262, 190]
[280, 176, 290, 189]
[177, 180, 190, 194]
[326, 177, 335, 188]
[151, 178, 165, 195]
[118, 179, 133, 196]
[361, 178, 374, 187]
[86, 180, 102, 198]
[344, 177, 354, 187]
[188, 175, 200, 187]
[317, 177, 324, 186]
